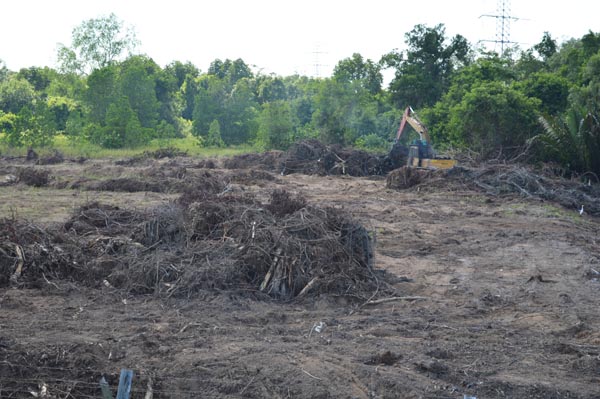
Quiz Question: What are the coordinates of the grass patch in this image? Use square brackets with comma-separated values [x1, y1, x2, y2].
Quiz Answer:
[0, 134, 257, 159]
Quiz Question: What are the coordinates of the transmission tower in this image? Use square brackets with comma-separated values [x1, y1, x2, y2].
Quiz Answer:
[480, 0, 520, 54]
[312, 44, 328, 78]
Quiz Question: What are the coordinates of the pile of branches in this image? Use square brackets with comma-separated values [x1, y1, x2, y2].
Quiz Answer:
[0, 190, 381, 301]
[36, 150, 65, 165]
[115, 147, 188, 166]
[280, 139, 390, 177]
[62, 168, 227, 194]
[386, 164, 600, 216]
[222, 150, 283, 170]
[222, 140, 403, 177]
[16, 167, 50, 187]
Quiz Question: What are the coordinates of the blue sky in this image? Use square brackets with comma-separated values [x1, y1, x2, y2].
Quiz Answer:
[2, 0, 598, 76]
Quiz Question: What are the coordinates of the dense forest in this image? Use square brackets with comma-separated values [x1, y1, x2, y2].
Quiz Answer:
[1, 14, 599, 175]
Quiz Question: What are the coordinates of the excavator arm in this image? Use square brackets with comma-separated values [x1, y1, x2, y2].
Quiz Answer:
[395, 107, 431, 144]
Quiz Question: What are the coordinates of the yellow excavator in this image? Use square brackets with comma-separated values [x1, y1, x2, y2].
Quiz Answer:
[394, 106, 457, 169]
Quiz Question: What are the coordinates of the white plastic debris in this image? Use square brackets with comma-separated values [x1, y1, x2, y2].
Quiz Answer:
[313, 321, 325, 333]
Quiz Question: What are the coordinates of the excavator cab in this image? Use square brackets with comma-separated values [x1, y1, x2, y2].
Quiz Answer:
[407, 139, 433, 167]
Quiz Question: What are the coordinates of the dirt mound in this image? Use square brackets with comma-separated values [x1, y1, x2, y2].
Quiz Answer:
[1, 191, 381, 301]
[387, 164, 600, 215]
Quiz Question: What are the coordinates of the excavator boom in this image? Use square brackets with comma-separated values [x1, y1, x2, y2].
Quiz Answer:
[395, 107, 431, 144]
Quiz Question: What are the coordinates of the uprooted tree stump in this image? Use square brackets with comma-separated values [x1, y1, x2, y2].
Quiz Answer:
[386, 166, 438, 189]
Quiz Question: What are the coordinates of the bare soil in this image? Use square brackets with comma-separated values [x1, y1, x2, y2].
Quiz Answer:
[1, 155, 599, 399]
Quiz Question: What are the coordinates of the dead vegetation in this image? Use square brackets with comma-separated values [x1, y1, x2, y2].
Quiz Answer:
[16, 167, 50, 187]
[387, 164, 600, 215]
[222, 139, 404, 177]
[222, 150, 283, 170]
[280, 139, 388, 176]
[116, 147, 189, 166]
[1, 188, 381, 301]
[36, 150, 65, 165]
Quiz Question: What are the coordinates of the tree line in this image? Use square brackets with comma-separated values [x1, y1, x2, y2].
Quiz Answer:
[1, 13, 599, 176]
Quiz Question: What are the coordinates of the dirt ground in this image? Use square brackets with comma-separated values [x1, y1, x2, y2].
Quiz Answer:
[1, 155, 599, 399]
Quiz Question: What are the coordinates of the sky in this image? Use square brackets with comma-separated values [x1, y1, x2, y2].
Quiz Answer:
[1, 0, 599, 77]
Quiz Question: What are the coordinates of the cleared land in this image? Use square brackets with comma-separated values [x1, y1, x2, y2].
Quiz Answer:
[1, 151, 599, 399]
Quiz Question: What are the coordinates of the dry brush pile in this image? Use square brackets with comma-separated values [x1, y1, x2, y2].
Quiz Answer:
[387, 164, 600, 216]
[223, 139, 404, 177]
[0, 188, 381, 301]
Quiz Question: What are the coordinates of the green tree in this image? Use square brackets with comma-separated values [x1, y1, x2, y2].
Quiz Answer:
[2, 102, 56, 147]
[182, 74, 199, 120]
[45, 71, 86, 100]
[517, 72, 570, 114]
[333, 53, 382, 95]
[119, 56, 160, 129]
[192, 75, 225, 136]
[93, 96, 147, 148]
[57, 13, 139, 74]
[355, 133, 388, 151]
[257, 100, 293, 150]
[65, 108, 86, 143]
[311, 79, 353, 144]
[534, 32, 558, 61]
[163, 61, 200, 126]
[17, 67, 52, 92]
[164, 61, 200, 89]
[46, 95, 78, 131]
[219, 78, 258, 144]
[84, 65, 118, 124]
[387, 24, 471, 108]
[256, 76, 287, 104]
[208, 58, 253, 87]
[549, 32, 600, 85]
[0, 76, 36, 114]
[0, 59, 8, 83]
[447, 81, 542, 158]
[205, 119, 225, 147]
[419, 54, 516, 146]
